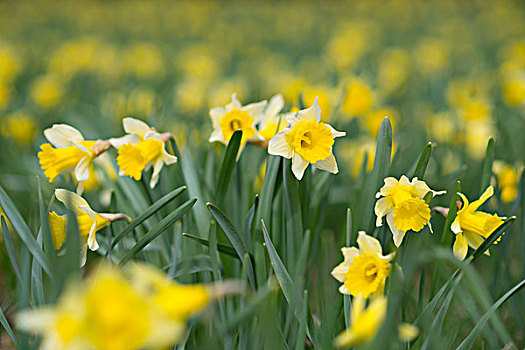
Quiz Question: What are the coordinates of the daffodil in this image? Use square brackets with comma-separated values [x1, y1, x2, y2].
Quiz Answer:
[268, 98, 346, 180]
[331, 231, 393, 298]
[257, 94, 286, 141]
[209, 93, 267, 147]
[38, 124, 110, 194]
[49, 189, 129, 265]
[452, 186, 505, 261]
[342, 79, 373, 117]
[110, 117, 177, 188]
[493, 161, 520, 203]
[375, 175, 446, 247]
[334, 295, 387, 348]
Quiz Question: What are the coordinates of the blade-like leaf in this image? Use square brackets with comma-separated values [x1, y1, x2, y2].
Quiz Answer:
[441, 181, 461, 246]
[409, 142, 432, 180]
[480, 137, 494, 195]
[0, 185, 52, 277]
[1, 215, 21, 283]
[0, 304, 18, 348]
[119, 198, 197, 265]
[215, 130, 242, 206]
[111, 186, 187, 248]
[181, 232, 238, 259]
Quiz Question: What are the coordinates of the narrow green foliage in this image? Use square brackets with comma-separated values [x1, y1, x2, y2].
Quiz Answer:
[0, 303, 18, 348]
[119, 198, 197, 265]
[480, 137, 495, 195]
[216, 130, 242, 207]
[256, 155, 281, 233]
[182, 232, 238, 259]
[410, 142, 433, 180]
[441, 181, 461, 246]
[1, 215, 21, 284]
[112, 186, 187, 248]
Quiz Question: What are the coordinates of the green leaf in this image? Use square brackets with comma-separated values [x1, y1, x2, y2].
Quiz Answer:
[111, 186, 187, 248]
[0, 185, 52, 277]
[37, 178, 56, 283]
[181, 232, 239, 259]
[479, 137, 494, 195]
[362, 117, 392, 231]
[207, 203, 256, 288]
[469, 216, 516, 261]
[119, 198, 197, 265]
[441, 181, 461, 246]
[457, 277, 525, 350]
[0, 303, 18, 348]
[256, 155, 281, 233]
[295, 290, 308, 350]
[215, 130, 242, 206]
[409, 142, 432, 180]
[1, 215, 21, 284]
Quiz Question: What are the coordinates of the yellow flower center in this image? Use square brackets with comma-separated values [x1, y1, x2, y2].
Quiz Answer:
[286, 120, 334, 163]
[259, 121, 286, 141]
[219, 109, 255, 142]
[153, 284, 210, 322]
[55, 313, 82, 345]
[343, 253, 390, 298]
[83, 275, 150, 350]
[117, 139, 164, 181]
[38, 141, 96, 182]
[392, 198, 430, 232]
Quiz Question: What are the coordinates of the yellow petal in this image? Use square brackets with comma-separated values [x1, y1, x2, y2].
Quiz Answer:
[453, 232, 468, 261]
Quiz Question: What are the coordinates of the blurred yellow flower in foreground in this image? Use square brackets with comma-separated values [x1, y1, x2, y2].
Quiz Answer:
[342, 79, 373, 117]
[375, 176, 446, 246]
[331, 231, 393, 298]
[334, 296, 387, 348]
[111, 118, 177, 188]
[48, 189, 129, 265]
[452, 186, 505, 261]
[17, 263, 242, 350]
[38, 124, 106, 193]
[0, 110, 38, 145]
[209, 93, 267, 147]
[268, 98, 346, 180]
[30, 75, 63, 108]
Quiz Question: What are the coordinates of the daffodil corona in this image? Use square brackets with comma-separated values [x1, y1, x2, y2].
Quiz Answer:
[375, 175, 446, 246]
[268, 98, 345, 180]
[110, 117, 177, 188]
[452, 186, 505, 261]
[331, 231, 393, 298]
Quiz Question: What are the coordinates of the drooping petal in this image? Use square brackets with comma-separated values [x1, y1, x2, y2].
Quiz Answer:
[357, 231, 383, 255]
[468, 186, 494, 212]
[291, 153, 309, 180]
[74, 156, 91, 182]
[313, 154, 338, 174]
[150, 158, 164, 189]
[44, 124, 84, 148]
[387, 212, 406, 247]
[374, 197, 394, 227]
[453, 232, 468, 260]
[123, 117, 152, 138]
[413, 179, 446, 198]
[451, 217, 461, 234]
[55, 189, 90, 212]
[298, 97, 321, 122]
[268, 132, 293, 158]
[109, 134, 141, 149]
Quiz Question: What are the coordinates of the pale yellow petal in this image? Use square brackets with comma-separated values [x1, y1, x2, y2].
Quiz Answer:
[453, 232, 468, 261]
[357, 231, 383, 255]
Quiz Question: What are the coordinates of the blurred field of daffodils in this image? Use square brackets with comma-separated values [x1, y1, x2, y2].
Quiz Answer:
[0, 0, 524, 349]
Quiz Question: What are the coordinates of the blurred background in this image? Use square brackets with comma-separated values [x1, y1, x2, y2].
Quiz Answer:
[0, 0, 524, 340]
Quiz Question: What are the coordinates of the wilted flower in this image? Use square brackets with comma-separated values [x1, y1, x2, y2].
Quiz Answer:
[268, 98, 345, 180]
[452, 186, 505, 261]
[331, 231, 393, 298]
[110, 117, 177, 188]
[209, 93, 267, 147]
[375, 175, 446, 246]
[48, 189, 129, 265]
[38, 124, 110, 193]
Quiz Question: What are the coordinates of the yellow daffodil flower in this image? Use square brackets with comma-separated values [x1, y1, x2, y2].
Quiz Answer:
[0, 110, 38, 145]
[258, 94, 287, 141]
[452, 186, 505, 261]
[268, 98, 346, 180]
[49, 189, 129, 265]
[342, 79, 373, 117]
[38, 124, 109, 194]
[493, 161, 520, 203]
[30, 74, 63, 108]
[209, 93, 267, 147]
[375, 175, 446, 247]
[334, 296, 387, 348]
[331, 231, 394, 298]
[110, 117, 177, 188]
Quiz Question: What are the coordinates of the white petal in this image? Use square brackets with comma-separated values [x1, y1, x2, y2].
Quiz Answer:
[109, 134, 140, 149]
[268, 132, 293, 158]
[453, 232, 468, 261]
[326, 124, 346, 138]
[44, 124, 84, 148]
[298, 97, 321, 122]
[163, 149, 177, 165]
[150, 158, 164, 188]
[74, 157, 91, 182]
[387, 212, 406, 247]
[144, 131, 163, 141]
[123, 117, 152, 138]
[242, 100, 268, 122]
[379, 177, 400, 197]
[338, 284, 351, 295]
[209, 107, 226, 126]
[313, 153, 338, 173]
[357, 231, 383, 255]
[451, 218, 461, 234]
[226, 93, 242, 110]
[375, 197, 394, 227]
[285, 112, 300, 126]
[291, 153, 309, 180]
[265, 94, 285, 119]
[209, 128, 225, 143]
[55, 189, 90, 211]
